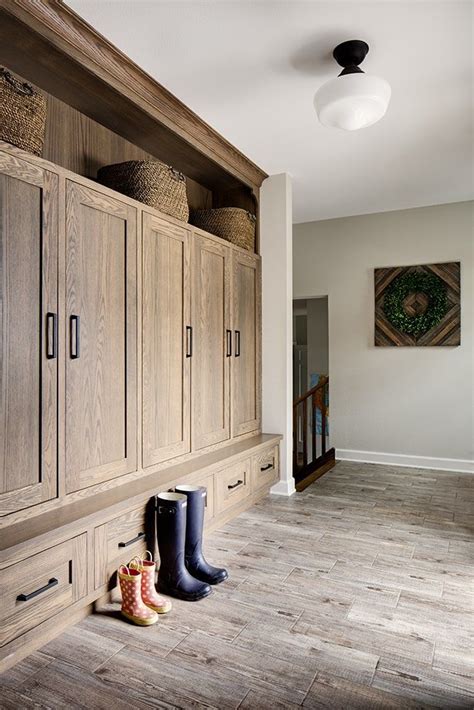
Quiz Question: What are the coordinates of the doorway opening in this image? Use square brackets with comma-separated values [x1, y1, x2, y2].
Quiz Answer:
[292, 297, 335, 490]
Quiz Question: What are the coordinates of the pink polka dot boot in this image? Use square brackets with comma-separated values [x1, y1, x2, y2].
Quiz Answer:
[130, 552, 172, 614]
[118, 564, 158, 626]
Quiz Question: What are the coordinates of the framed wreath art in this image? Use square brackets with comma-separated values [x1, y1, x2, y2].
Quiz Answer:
[374, 262, 461, 346]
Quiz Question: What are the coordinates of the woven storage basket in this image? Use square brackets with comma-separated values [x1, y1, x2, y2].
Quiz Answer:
[191, 208, 256, 251]
[97, 160, 189, 222]
[0, 68, 47, 156]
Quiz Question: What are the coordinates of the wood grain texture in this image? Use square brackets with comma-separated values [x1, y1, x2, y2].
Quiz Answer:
[65, 180, 137, 493]
[0, 153, 58, 516]
[0, 533, 87, 647]
[215, 458, 251, 514]
[42, 91, 213, 212]
[0, 1, 266, 192]
[251, 444, 279, 492]
[231, 251, 261, 437]
[142, 213, 191, 467]
[192, 233, 231, 450]
[2, 460, 472, 707]
[0, 433, 281, 544]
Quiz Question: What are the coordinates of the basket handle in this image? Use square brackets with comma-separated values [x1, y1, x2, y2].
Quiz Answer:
[1, 68, 35, 97]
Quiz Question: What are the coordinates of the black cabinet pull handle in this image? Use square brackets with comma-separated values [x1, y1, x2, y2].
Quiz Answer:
[46, 312, 57, 359]
[70, 315, 80, 359]
[260, 463, 273, 472]
[118, 532, 146, 548]
[186, 325, 193, 358]
[226, 329, 232, 357]
[228, 479, 243, 490]
[235, 330, 241, 357]
[17, 577, 58, 602]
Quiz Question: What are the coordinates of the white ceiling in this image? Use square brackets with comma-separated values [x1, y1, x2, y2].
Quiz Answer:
[67, 1, 473, 223]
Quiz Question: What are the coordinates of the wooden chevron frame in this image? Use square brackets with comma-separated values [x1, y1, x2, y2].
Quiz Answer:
[375, 262, 461, 346]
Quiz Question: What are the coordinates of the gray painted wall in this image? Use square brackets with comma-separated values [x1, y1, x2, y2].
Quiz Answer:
[293, 201, 473, 465]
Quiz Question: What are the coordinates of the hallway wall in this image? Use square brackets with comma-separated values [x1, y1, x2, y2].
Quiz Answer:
[293, 201, 474, 471]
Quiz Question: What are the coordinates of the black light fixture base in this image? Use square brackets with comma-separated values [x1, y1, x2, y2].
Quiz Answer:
[333, 39, 369, 75]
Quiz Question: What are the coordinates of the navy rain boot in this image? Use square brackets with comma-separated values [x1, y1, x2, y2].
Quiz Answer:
[155, 492, 212, 601]
[175, 484, 228, 585]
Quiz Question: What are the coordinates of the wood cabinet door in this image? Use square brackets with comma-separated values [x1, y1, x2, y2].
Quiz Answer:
[65, 181, 137, 494]
[142, 213, 191, 467]
[232, 251, 261, 437]
[0, 152, 58, 516]
[192, 234, 231, 450]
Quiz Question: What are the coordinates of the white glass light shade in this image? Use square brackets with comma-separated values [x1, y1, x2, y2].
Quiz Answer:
[314, 73, 391, 131]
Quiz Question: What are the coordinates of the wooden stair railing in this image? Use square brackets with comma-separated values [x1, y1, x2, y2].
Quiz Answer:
[293, 377, 335, 490]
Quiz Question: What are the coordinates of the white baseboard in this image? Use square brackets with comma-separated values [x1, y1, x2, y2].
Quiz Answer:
[336, 449, 474, 474]
[271, 477, 296, 496]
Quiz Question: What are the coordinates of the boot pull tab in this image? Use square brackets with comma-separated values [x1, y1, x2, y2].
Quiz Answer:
[128, 556, 142, 571]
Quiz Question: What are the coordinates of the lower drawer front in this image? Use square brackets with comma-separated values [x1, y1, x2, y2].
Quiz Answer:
[215, 459, 251, 514]
[95, 506, 147, 588]
[0, 534, 87, 647]
[183, 473, 215, 525]
[252, 445, 279, 491]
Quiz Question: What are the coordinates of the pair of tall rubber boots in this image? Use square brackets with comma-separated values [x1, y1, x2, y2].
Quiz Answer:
[156, 485, 227, 601]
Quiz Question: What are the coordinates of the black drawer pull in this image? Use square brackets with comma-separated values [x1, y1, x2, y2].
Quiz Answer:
[186, 325, 193, 358]
[118, 532, 146, 548]
[235, 330, 241, 357]
[226, 329, 232, 357]
[70, 314, 80, 359]
[260, 463, 273, 472]
[46, 312, 57, 359]
[17, 577, 58, 602]
[228, 479, 243, 490]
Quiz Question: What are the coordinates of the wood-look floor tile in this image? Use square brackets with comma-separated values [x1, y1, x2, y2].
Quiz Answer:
[96, 644, 248, 709]
[18, 658, 155, 709]
[285, 567, 401, 608]
[81, 608, 188, 656]
[1, 461, 472, 709]
[330, 559, 444, 598]
[170, 629, 315, 702]
[303, 671, 428, 709]
[39, 625, 125, 672]
[293, 609, 434, 665]
[238, 687, 302, 709]
[0, 651, 52, 690]
[372, 655, 474, 708]
[232, 616, 379, 687]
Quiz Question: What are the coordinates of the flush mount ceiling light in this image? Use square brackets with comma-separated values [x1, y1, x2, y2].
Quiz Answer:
[314, 39, 391, 131]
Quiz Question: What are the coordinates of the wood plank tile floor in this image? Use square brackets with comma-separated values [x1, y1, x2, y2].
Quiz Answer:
[2, 461, 473, 709]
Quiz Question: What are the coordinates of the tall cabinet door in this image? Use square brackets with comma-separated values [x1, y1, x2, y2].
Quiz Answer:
[232, 251, 261, 437]
[0, 153, 58, 516]
[65, 181, 137, 494]
[142, 213, 191, 467]
[192, 234, 231, 450]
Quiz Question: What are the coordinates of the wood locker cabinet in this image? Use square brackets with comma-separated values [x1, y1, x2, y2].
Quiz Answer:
[142, 213, 191, 466]
[232, 250, 261, 437]
[192, 233, 231, 450]
[0, 153, 58, 516]
[65, 181, 137, 493]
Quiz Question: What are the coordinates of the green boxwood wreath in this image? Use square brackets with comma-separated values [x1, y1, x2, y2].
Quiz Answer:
[383, 270, 448, 336]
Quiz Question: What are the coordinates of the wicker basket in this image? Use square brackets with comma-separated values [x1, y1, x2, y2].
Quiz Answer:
[191, 208, 256, 251]
[97, 160, 189, 222]
[0, 68, 47, 156]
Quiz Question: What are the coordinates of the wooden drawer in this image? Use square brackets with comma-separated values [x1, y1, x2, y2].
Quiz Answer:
[184, 474, 215, 525]
[215, 459, 251, 514]
[94, 505, 147, 588]
[0, 534, 87, 647]
[252, 445, 279, 492]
